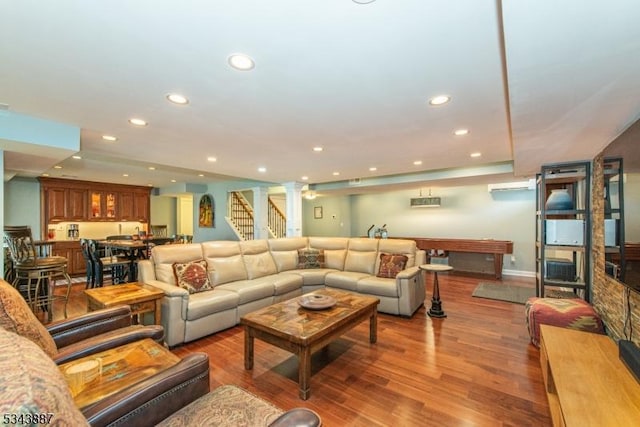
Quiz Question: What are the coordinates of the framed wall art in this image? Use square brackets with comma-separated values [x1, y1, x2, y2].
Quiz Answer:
[199, 194, 214, 228]
[314, 206, 323, 219]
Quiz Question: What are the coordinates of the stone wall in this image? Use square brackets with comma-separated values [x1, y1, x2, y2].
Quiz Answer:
[592, 153, 640, 346]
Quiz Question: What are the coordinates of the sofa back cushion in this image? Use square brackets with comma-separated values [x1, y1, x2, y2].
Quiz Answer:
[344, 238, 379, 275]
[308, 237, 349, 270]
[268, 237, 309, 272]
[239, 240, 278, 280]
[152, 243, 204, 285]
[377, 239, 418, 269]
[202, 241, 248, 285]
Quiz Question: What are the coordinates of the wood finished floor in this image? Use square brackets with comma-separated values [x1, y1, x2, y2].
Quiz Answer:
[52, 274, 551, 427]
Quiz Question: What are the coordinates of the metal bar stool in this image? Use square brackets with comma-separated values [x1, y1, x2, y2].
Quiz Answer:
[3, 226, 72, 322]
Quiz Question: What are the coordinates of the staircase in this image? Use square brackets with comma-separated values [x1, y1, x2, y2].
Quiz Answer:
[227, 191, 286, 240]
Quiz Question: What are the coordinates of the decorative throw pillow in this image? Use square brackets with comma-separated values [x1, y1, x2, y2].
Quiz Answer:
[297, 249, 325, 269]
[377, 254, 409, 279]
[172, 260, 213, 294]
[0, 329, 89, 426]
[0, 279, 58, 358]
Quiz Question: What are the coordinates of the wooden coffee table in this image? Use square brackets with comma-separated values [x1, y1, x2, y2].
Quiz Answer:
[84, 282, 164, 324]
[240, 288, 380, 400]
[59, 338, 180, 409]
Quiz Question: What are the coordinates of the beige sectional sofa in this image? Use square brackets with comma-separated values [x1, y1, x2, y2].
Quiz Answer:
[137, 237, 426, 347]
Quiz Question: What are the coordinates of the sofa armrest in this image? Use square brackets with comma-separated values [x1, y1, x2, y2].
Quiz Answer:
[395, 265, 420, 280]
[268, 408, 322, 427]
[53, 324, 165, 365]
[82, 353, 210, 427]
[47, 305, 133, 348]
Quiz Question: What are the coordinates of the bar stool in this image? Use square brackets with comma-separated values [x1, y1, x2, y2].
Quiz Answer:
[3, 226, 72, 321]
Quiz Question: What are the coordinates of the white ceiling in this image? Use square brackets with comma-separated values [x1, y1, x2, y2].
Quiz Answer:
[1, 0, 639, 194]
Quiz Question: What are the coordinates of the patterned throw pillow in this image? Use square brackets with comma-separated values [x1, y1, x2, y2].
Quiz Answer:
[0, 329, 89, 426]
[297, 249, 325, 269]
[172, 260, 213, 294]
[0, 279, 58, 358]
[377, 254, 409, 279]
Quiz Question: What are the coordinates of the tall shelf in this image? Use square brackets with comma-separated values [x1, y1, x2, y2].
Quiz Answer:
[536, 161, 591, 301]
[604, 157, 625, 281]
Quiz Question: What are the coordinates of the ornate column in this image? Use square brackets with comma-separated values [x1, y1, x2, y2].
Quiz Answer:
[283, 182, 305, 237]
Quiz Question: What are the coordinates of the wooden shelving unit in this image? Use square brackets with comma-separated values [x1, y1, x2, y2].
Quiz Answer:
[536, 161, 591, 301]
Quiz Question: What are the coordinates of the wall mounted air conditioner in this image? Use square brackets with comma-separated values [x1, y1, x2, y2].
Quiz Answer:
[487, 179, 536, 192]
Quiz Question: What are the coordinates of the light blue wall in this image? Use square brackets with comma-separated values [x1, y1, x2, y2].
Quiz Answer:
[305, 184, 536, 273]
[4, 177, 41, 236]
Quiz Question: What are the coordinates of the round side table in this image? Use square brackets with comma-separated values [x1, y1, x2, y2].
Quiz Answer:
[419, 264, 453, 318]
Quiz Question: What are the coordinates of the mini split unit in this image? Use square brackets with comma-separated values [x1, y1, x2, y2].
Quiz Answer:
[487, 179, 536, 192]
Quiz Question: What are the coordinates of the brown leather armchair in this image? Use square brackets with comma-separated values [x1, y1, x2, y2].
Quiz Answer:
[0, 327, 320, 427]
[0, 278, 163, 364]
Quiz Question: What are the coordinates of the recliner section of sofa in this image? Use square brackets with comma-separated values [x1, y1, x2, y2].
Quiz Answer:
[138, 237, 426, 347]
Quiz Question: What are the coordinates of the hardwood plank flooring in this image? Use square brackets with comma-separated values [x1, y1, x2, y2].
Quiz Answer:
[52, 274, 551, 426]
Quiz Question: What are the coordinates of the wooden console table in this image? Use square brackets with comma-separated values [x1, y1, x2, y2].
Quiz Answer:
[540, 325, 640, 426]
[408, 237, 513, 279]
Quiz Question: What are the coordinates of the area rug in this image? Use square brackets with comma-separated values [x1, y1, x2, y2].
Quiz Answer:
[472, 283, 536, 305]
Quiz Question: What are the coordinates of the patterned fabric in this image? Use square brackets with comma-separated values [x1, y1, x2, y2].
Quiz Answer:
[377, 254, 409, 278]
[525, 297, 605, 348]
[0, 329, 88, 426]
[297, 249, 325, 269]
[173, 260, 213, 294]
[0, 279, 58, 357]
[157, 384, 283, 427]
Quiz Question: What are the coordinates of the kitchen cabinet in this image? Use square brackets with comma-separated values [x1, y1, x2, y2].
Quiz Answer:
[89, 191, 118, 220]
[44, 187, 88, 222]
[52, 241, 86, 276]
[39, 178, 152, 233]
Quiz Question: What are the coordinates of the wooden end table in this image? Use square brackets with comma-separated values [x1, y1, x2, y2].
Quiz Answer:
[84, 282, 164, 324]
[240, 289, 379, 400]
[59, 338, 180, 409]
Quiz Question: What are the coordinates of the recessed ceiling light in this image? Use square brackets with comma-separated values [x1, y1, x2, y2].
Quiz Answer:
[228, 54, 255, 71]
[53, 165, 62, 169]
[369, 167, 377, 172]
[353, 0, 376, 3]
[102, 135, 117, 141]
[333, 172, 340, 176]
[413, 160, 422, 166]
[148, 166, 156, 170]
[72, 155, 82, 160]
[301, 176, 309, 181]
[454, 129, 470, 136]
[198, 174, 204, 177]
[129, 118, 148, 126]
[147, 183, 153, 187]
[42, 173, 50, 177]
[207, 156, 217, 162]
[258, 167, 267, 173]
[470, 152, 482, 158]
[313, 147, 323, 152]
[122, 174, 129, 177]
[428, 95, 451, 106]
[171, 179, 176, 183]
[166, 93, 189, 105]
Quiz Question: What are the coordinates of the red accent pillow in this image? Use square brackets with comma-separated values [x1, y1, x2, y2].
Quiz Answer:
[377, 254, 408, 279]
[173, 260, 213, 294]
